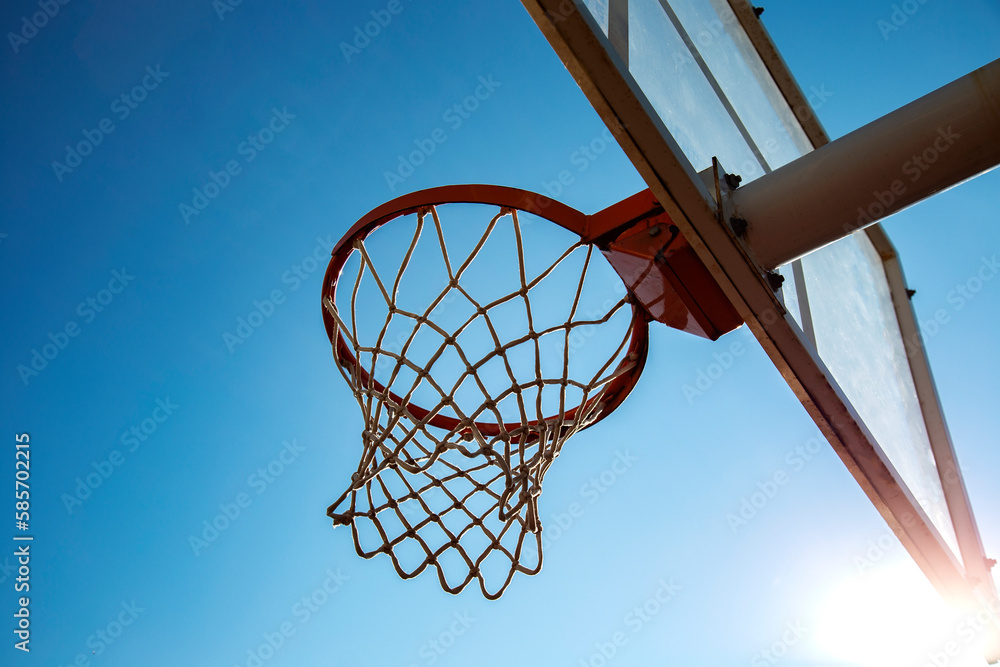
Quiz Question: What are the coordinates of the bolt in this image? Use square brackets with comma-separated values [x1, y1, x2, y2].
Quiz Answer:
[730, 217, 748, 237]
[753, 6, 765, 18]
[766, 271, 785, 292]
[725, 173, 743, 189]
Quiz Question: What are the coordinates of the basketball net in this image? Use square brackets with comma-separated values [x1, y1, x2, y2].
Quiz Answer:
[324, 200, 646, 598]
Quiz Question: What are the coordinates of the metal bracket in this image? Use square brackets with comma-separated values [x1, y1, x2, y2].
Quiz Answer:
[699, 158, 786, 316]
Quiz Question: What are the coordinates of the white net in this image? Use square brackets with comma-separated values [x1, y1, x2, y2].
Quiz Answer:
[325, 202, 645, 598]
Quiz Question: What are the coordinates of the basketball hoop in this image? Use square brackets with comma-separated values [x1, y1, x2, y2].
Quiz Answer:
[322, 185, 649, 598]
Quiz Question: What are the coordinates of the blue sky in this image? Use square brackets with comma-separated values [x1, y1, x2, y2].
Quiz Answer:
[2, 0, 999, 665]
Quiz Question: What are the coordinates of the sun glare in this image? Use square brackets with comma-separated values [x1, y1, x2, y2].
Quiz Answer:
[814, 561, 989, 667]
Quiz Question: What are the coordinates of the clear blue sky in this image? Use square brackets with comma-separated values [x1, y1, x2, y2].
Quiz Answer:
[2, 1, 998, 665]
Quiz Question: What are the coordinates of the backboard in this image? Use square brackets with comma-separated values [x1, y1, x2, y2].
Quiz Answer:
[519, 0, 999, 655]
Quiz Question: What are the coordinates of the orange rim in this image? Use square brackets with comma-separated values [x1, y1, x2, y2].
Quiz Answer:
[321, 185, 649, 441]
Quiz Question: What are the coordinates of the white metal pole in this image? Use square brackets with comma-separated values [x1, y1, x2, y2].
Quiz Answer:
[734, 58, 1000, 270]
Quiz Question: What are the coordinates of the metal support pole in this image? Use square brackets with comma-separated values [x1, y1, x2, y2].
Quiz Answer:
[734, 58, 1000, 270]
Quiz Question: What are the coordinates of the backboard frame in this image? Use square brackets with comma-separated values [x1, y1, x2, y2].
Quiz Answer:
[729, 0, 998, 611]
[519, 0, 999, 649]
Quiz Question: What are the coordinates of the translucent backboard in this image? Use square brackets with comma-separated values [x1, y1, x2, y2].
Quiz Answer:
[521, 0, 998, 637]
